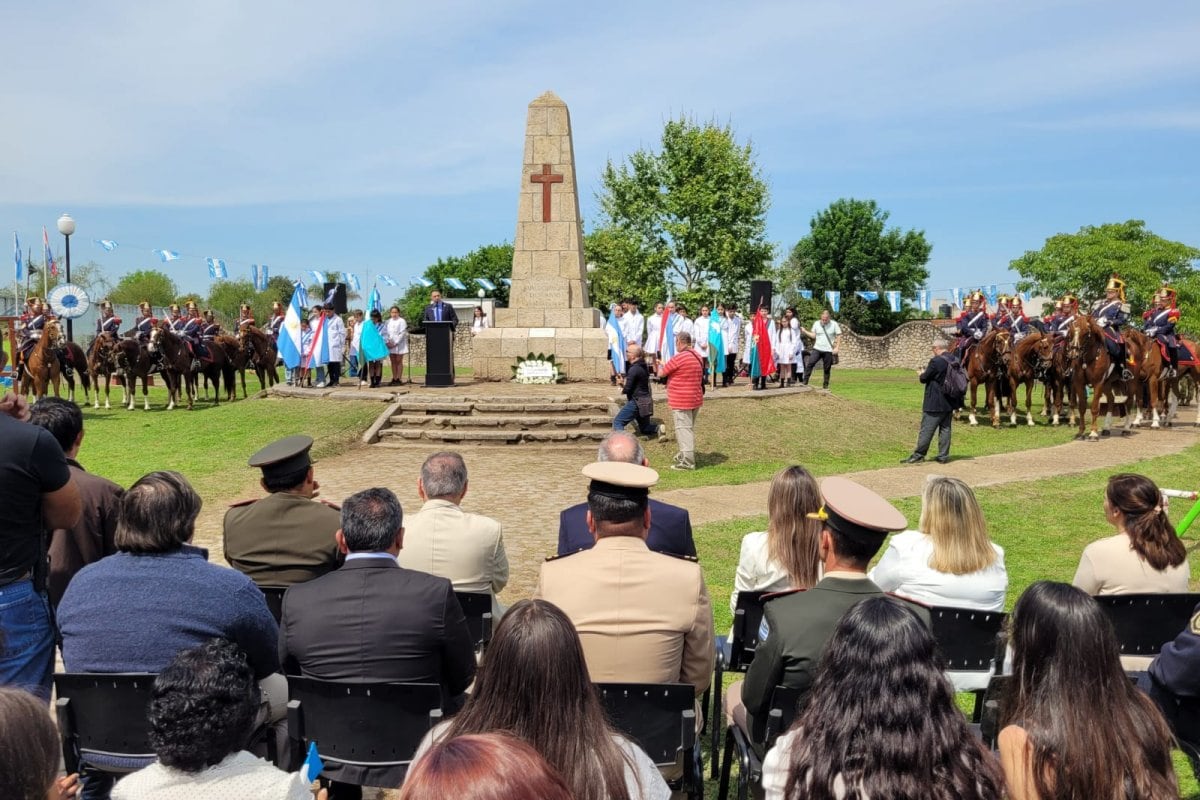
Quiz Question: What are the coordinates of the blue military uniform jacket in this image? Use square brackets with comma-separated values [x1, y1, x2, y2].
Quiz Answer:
[557, 499, 696, 558]
[1141, 601, 1200, 743]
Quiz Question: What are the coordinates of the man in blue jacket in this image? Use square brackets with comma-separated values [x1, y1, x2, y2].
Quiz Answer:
[901, 336, 956, 465]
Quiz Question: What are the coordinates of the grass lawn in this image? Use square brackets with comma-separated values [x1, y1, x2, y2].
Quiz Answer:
[698, 441, 1200, 797]
[651, 369, 1082, 490]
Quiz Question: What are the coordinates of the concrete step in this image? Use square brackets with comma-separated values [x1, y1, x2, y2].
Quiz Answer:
[388, 414, 612, 429]
[474, 402, 612, 414]
[376, 428, 610, 444]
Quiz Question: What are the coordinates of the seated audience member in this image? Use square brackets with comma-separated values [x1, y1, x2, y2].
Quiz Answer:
[558, 431, 696, 558]
[729, 465, 822, 613]
[735, 477, 929, 745]
[113, 640, 316, 800]
[0, 686, 79, 800]
[223, 435, 342, 589]
[1140, 595, 1200, 772]
[1000, 581, 1178, 799]
[279, 484, 475, 714]
[402, 734, 572, 800]
[1072, 473, 1188, 595]
[57, 471, 284, 799]
[414, 599, 670, 800]
[398, 452, 509, 618]
[761, 597, 1004, 800]
[536, 462, 714, 701]
[868, 475, 1007, 611]
[29, 397, 123, 608]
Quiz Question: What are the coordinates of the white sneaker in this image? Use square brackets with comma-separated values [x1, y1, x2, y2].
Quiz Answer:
[315, 381, 326, 388]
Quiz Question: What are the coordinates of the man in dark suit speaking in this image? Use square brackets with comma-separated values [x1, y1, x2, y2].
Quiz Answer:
[557, 431, 696, 558]
[422, 289, 458, 328]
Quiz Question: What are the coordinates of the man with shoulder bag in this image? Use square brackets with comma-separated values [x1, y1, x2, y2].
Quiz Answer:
[902, 336, 962, 464]
[613, 344, 659, 438]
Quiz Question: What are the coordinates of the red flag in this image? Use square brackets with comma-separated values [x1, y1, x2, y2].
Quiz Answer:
[658, 306, 673, 357]
[752, 308, 775, 376]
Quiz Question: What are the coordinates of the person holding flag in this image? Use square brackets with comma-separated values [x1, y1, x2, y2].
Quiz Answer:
[605, 303, 626, 385]
[646, 302, 665, 373]
[707, 304, 725, 389]
[747, 306, 776, 391]
[360, 308, 389, 388]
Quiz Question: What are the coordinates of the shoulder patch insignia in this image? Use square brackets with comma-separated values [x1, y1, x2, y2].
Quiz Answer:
[1190, 611, 1200, 636]
[762, 588, 806, 602]
[318, 499, 342, 511]
[660, 551, 699, 562]
[227, 498, 258, 508]
[544, 550, 582, 562]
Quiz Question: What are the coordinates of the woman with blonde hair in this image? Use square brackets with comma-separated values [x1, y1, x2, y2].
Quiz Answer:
[869, 475, 1007, 611]
[729, 465, 823, 612]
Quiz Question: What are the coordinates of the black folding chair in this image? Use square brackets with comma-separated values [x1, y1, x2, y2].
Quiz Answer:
[718, 685, 798, 800]
[595, 682, 702, 800]
[709, 591, 768, 777]
[453, 591, 494, 654]
[286, 677, 442, 789]
[53, 673, 157, 776]
[929, 605, 1008, 719]
[260, 586, 288, 624]
[977, 674, 1013, 751]
[1094, 593, 1200, 664]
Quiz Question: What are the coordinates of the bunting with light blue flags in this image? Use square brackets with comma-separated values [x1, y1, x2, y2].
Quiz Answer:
[93, 239, 118, 252]
[368, 286, 383, 315]
[500, 278, 512, 286]
[606, 305, 627, 374]
[308, 270, 326, 286]
[983, 284, 998, 306]
[951, 288, 963, 308]
[293, 280, 310, 310]
[377, 274, 398, 287]
[885, 291, 902, 312]
[13, 233, 22, 282]
[343, 272, 361, 292]
[154, 249, 180, 262]
[855, 291, 879, 302]
[415, 277, 434, 288]
[916, 290, 931, 312]
[825, 290, 841, 312]
[445, 277, 467, 292]
[206, 258, 228, 279]
[277, 287, 306, 369]
[250, 265, 260, 290]
[475, 277, 496, 292]
[258, 265, 270, 291]
[797, 289, 812, 300]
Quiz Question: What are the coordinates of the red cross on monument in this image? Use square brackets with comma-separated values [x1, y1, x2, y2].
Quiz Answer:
[529, 163, 563, 223]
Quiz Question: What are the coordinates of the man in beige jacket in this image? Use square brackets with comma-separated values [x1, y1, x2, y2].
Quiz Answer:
[398, 451, 509, 618]
[535, 461, 714, 700]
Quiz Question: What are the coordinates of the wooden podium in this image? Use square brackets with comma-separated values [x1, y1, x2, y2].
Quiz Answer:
[423, 321, 456, 387]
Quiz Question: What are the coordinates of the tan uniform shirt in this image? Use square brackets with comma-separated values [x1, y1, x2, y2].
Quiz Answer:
[223, 492, 342, 588]
[1072, 531, 1190, 596]
[535, 535, 715, 698]
[398, 498, 509, 617]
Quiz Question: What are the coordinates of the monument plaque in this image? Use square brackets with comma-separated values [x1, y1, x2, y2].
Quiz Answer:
[472, 91, 610, 380]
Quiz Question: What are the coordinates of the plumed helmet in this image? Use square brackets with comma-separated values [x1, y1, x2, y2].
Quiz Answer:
[27, 296, 40, 305]
[169, 303, 181, 312]
[186, 300, 198, 310]
[272, 301, 283, 309]
[100, 300, 112, 310]
[240, 303, 252, 312]
[1054, 299, 1064, 310]
[1158, 286, 1178, 307]
[1105, 274, 1126, 301]
[1011, 295, 1023, 307]
[139, 300, 151, 310]
[1062, 294, 1079, 307]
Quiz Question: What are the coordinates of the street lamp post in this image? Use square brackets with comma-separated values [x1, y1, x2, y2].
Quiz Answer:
[57, 214, 77, 342]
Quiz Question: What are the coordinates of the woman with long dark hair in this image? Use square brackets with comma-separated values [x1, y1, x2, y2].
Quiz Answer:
[1073, 472, 1188, 595]
[999, 581, 1177, 799]
[762, 596, 1004, 800]
[413, 599, 668, 800]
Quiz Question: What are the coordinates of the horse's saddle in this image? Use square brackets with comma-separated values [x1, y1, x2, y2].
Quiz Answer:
[1159, 340, 1198, 366]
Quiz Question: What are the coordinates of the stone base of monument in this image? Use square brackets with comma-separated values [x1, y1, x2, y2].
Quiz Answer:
[471, 326, 612, 381]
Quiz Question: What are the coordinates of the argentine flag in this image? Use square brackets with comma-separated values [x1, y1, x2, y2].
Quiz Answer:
[343, 272, 361, 292]
[258, 265, 270, 291]
[708, 306, 724, 358]
[154, 249, 180, 262]
[305, 309, 331, 368]
[13, 233, 22, 282]
[855, 291, 879, 302]
[309, 270, 326, 286]
[885, 291, 902, 312]
[659, 308, 677, 360]
[798, 289, 812, 300]
[94, 239, 118, 252]
[415, 277, 434, 288]
[475, 277, 496, 292]
[377, 274, 398, 287]
[277, 287, 306, 369]
[445, 277, 467, 291]
[206, 258, 228, 279]
[606, 305, 627, 374]
[916, 289, 931, 312]
[825, 290, 841, 313]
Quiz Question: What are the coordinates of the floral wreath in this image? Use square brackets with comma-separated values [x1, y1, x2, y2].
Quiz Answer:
[512, 353, 565, 384]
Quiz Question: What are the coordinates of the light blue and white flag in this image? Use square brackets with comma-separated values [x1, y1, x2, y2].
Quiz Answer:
[308, 270, 326, 286]
[293, 280, 310, 310]
[951, 287, 963, 308]
[301, 742, 324, 784]
[916, 289, 931, 312]
[885, 290, 902, 312]
[797, 289, 812, 300]
[825, 290, 841, 313]
[445, 277, 467, 292]
[154, 249, 180, 262]
[500, 278, 512, 286]
[306, 308, 331, 368]
[206, 258, 228, 279]
[855, 291, 879, 302]
[342, 272, 361, 292]
[1019, 290, 1031, 304]
[982, 284, 999, 306]
[250, 265, 260, 290]
[415, 277, 434, 288]
[13, 233, 22, 282]
[94, 239, 118, 252]
[606, 305, 627, 374]
[277, 286, 306, 369]
[368, 286, 383, 315]
[258, 265, 270, 291]
[377, 274, 398, 287]
[475, 277, 496, 292]
[660, 310, 679, 360]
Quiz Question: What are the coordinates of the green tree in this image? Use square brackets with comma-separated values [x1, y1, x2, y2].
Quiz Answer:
[784, 198, 932, 335]
[583, 226, 671, 310]
[596, 117, 773, 305]
[1011, 221, 1200, 331]
[108, 269, 178, 307]
[207, 279, 260, 321]
[397, 243, 514, 321]
[264, 275, 296, 307]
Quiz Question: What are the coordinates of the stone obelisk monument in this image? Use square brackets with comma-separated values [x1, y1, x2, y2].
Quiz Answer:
[471, 91, 610, 380]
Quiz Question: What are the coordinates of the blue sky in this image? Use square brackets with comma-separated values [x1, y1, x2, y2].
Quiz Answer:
[4, 0, 1197, 306]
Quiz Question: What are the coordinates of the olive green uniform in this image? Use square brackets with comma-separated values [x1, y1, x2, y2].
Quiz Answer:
[223, 492, 342, 588]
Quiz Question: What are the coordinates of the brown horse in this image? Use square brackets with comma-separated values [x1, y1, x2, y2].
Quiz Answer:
[148, 325, 195, 410]
[1065, 315, 1134, 439]
[20, 321, 65, 400]
[1005, 330, 1043, 427]
[1150, 334, 1200, 426]
[88, 334, 123, 409]
[1032, 333, 1073, 427]
[236, 326, 280, 395]
[1123, 329, 1163, 429]
[963, 329, 1012, 427]
[114, 338, 155, 411]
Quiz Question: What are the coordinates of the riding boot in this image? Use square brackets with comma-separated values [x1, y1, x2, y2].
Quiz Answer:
[1169, 346, 1179, 378]
[1118, 346, 1134, 381]
[59, 352, 73, 379]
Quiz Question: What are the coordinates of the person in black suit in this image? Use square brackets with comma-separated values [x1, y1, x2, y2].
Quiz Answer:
[279, 487, 476, 793]
[901, 335, 956, 464]
[422, 289, 459, 328]
[556, 432, 696, 558]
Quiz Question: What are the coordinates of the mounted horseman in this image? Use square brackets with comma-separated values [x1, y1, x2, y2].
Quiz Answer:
[1090, 274, 1134, 381]
[1143, 286, 1182, 379]
[88, 300, 122, 358]
[236, 303, 257, 333]
[1007, 295, 1035, 340]
[953, 290, 991, 364]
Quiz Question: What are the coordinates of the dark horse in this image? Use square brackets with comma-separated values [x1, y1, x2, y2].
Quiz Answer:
[88, 333, 123, 409]
[148, 325, 196, 410]
[1032, 333, 1073, 427]
[1065, 315, 1134, 440]
[115, 337, 156, 411]
[1005, 330, 1043, 427]
[236, 325, 280, 396]
[963, 329, 1012, 428]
